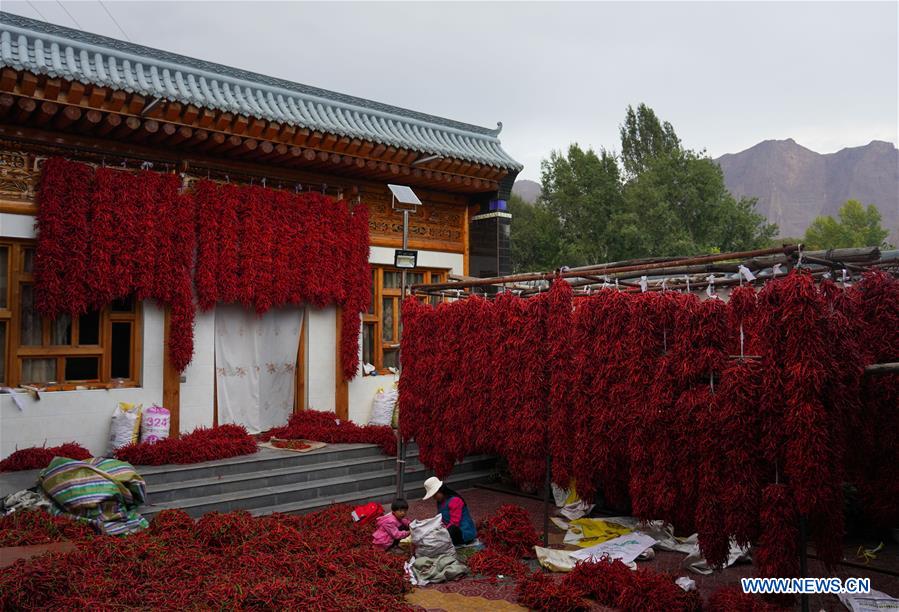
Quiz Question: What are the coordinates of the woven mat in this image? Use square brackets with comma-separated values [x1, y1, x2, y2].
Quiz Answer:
[406, 588, 526, 611]
[259, 439, 327, 453]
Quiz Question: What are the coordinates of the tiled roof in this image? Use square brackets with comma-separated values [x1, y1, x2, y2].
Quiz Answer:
[0, 12, 522, 171]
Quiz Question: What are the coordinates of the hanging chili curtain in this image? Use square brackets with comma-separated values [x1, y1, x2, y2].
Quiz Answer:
[34, 158, 371, 378]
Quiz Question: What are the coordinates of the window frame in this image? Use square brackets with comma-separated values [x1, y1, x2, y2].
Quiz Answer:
[363, 265, 447, 374]
[0, 240, 142, 390]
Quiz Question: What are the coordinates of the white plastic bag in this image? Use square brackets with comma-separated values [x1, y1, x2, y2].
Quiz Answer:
[369, 386, 398, 427]
[108, 402, 142, 453]
[410, 514, 455, 559]
[140, 405, 171, 444]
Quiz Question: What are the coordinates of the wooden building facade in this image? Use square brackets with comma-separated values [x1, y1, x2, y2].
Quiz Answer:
[0, 12, 520, 458]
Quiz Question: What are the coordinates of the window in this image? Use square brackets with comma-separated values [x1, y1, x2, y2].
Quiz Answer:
[0, 241, 142, 389]
[362, 266, 447, 373]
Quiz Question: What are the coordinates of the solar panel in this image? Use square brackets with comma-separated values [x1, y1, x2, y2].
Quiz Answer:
[387, 184, 422, 206]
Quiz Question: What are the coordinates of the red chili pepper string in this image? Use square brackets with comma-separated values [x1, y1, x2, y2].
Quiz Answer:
[478, 504, 541, 559]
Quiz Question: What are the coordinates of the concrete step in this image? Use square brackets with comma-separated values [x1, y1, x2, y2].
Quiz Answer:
[140, 454, 495, 519]
[246, 468, 497, 517]
[138, 443, 386, 486]
[146, 451, 425, 503]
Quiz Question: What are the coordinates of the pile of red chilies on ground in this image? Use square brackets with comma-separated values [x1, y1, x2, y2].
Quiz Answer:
[466, 549, 530, 580]
[400, 271, 899, 578]
[517, 557, 706, 612]
[0, 509, 94, 546]
[0, 505, 411, 611]
[0, 442, 91, 472]
[114, 424, 258, 465]
[260, 410, 397, 456]
[35, 159, 371, 377]
[477, 503, 541, 559]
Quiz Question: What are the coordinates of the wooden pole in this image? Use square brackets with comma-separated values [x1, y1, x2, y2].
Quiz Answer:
[799, 515, 809, 612]
[412, 245, 799, 292]
[162, 306, 181, 438]
[543, 453, 551, 547]
[865, 362, 899, 375]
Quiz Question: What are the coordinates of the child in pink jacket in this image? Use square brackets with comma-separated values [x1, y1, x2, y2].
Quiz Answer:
[372, 499, 411, 551]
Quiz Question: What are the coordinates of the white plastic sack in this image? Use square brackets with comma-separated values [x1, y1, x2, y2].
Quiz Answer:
[108, 402, 142, 453]
[839, 589, 899, 612]
[410, 514, 455, 559]
[369, 386, 398, 427]
[570, 532, 657, 565]
[140, 405, 171, 444]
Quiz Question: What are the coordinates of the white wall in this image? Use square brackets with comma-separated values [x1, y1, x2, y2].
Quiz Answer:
[306, 306, 336, 412]
[179, 310, 215, 433]
[0, 304, 165, 458]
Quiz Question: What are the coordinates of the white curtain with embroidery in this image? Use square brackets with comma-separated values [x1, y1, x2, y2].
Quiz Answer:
[215, 305, 303, 434]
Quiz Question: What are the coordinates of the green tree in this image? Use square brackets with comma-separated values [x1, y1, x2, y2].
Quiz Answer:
[508, 104, 777, 271]
[619, 103, 681, 179]
[803, 200, 891, 249]
[539, 144, 641, 265]
[508, 194, 563, 273]
[622, 148, 777, 256]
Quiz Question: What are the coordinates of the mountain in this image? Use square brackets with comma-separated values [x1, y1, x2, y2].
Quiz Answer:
[716, 139, 898, 243]
[512, 179, 542, 204]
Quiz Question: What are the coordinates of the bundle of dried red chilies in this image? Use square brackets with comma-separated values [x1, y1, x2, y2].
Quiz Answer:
[516, 570, 589, 611]
[477, 503, 541, 558]
[492, 291, 550, 489]
[562, 558, 635, 606]
[570, 290, 635, 506]
[843, 272, 899, 527]
[0, 442, 91, 472]
[466, 549, 529, 580]
[114, 424, 257, 465]
[261, 410, 396, 456]
[0, 509, 94, 546]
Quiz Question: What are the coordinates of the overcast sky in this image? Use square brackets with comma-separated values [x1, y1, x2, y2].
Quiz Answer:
[5, 1, 897, 180]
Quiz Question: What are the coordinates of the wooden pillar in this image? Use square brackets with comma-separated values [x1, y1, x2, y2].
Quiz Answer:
[294, 312, 307, 413]
[463, 204, 471, 276]
[335, 306, 349, 421]
[162, 306, 181, 437]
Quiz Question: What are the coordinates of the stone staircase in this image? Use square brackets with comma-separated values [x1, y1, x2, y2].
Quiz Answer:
[138, 442, 496, 519]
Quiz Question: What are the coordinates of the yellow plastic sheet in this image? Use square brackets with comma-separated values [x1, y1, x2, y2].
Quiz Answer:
[567, 518, 633, 548]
